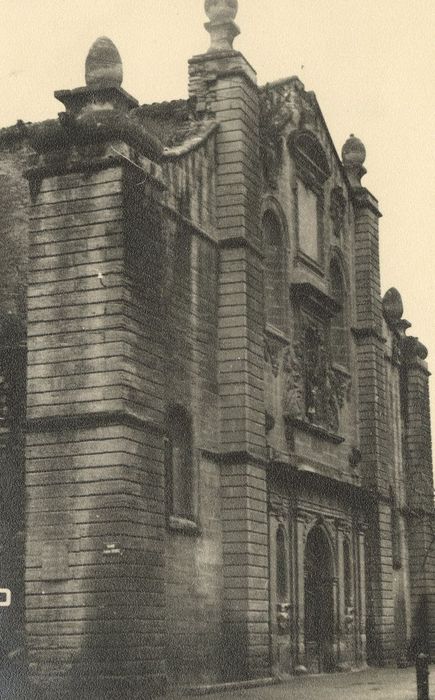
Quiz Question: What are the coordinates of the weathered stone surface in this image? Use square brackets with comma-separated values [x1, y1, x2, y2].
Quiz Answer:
[85, 36, 123, 88]
[0, 5, 432, 697]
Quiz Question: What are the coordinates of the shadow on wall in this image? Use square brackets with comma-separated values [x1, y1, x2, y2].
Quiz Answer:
[409, 594, 430, 661]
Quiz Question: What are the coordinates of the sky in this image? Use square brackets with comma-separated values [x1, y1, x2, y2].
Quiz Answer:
[0, 0, 434, 442]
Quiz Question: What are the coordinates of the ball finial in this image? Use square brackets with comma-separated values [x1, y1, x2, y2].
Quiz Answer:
[204, 0, 240, 52]
[85, 36, 123, 88]
[205, 0, 238, 22]
[342, 134, 367, 187]
[382, 288, 404, 327]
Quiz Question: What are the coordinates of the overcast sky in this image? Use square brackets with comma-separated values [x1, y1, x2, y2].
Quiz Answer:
[0, 0, 434, 442]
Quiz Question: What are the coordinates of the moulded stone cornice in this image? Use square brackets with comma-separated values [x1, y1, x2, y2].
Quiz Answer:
[290, 282, 341, 319]
[27, 110, 163, 161]
[351, 186, 382, 217]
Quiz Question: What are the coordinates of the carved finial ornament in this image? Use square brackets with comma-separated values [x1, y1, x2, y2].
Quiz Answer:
[382, 287, 404, 327]
[85, 36, 123, 88]
[342, 134, 367, 187]
[204, 0, 240, 52]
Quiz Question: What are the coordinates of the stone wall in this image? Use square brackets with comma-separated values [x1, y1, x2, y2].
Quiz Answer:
[0, 132, 30, 669]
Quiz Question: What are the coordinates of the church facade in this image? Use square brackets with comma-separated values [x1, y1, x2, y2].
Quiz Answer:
[0, 1, 434, 697]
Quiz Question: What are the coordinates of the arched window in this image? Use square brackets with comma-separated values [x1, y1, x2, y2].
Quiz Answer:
[289, 130, 330, 268]
[343, 538, 353, 609]
[263, 210, 286, 332]
[330, 259, 348, 367]
[165, 405, 194, 522]
[276, 525, 288, 603]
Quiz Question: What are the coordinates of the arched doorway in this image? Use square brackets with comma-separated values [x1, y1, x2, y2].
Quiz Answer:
[304, 525, 335, 672]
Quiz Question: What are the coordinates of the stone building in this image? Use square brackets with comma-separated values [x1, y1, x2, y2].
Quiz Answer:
[0, 1, 434, 697]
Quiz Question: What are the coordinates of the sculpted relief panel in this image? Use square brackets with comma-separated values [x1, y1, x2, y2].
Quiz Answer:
[282, 319, 350, 437]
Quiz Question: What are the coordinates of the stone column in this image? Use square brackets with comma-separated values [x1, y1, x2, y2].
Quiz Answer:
[336, 521, 345, 666]
[295, 512, 307, 668]
[357, 524, 368, 663]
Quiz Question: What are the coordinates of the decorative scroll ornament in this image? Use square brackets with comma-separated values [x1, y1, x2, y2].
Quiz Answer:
[391, 336, 402, 366]
[299, 91, 319, 129]
[330, 186, 346, 238]
[264, 336, 281, 377]
[259, 80, 303, 189]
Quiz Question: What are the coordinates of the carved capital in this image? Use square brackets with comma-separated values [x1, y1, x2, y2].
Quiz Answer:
[269, 494, 289, 522]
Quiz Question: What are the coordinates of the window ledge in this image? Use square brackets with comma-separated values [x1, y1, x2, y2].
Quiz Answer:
[295, 251, 325, 277]
[168, 515, 201, 536]
[286, 417, 345, 444]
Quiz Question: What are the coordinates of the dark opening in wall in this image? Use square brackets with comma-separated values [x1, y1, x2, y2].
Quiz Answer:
[343, 538, 353, 609]
[276, 525, 288, 602]
[165, 405, 194, 522]
[263, 209, 286, 333]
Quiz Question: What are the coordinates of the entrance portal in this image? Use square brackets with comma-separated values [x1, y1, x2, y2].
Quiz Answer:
[304, 525, 335, 672]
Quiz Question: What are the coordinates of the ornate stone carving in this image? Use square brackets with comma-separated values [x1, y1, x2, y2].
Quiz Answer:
[296, 510, 318, 542]
[330, 186, 346, 238]
[264, 336, 281, 377]
[326, 365, 351, 433]
[282, 343, 304, 420]
[259, 80, 303, 189]
[265, 411, 275, 434]
[0, 374, 8, 423]
[403, 336, 428, 362]
[277, 602, 291, 632]
[269, 494, 289, 522]
[299, 91, 319, 129]
[349, 447, 362, 469]
[391, 335, 402, 366]
[283, 322, 351, 435]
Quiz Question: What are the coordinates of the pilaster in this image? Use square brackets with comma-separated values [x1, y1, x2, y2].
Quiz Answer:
[191, 4, 268, 681]
[295, 511, 306, 666]
[402, 338, 435, 656]
[343, 135, 393, 664]
[220, 461, 269, 680]
[357, 523, 368, 663]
